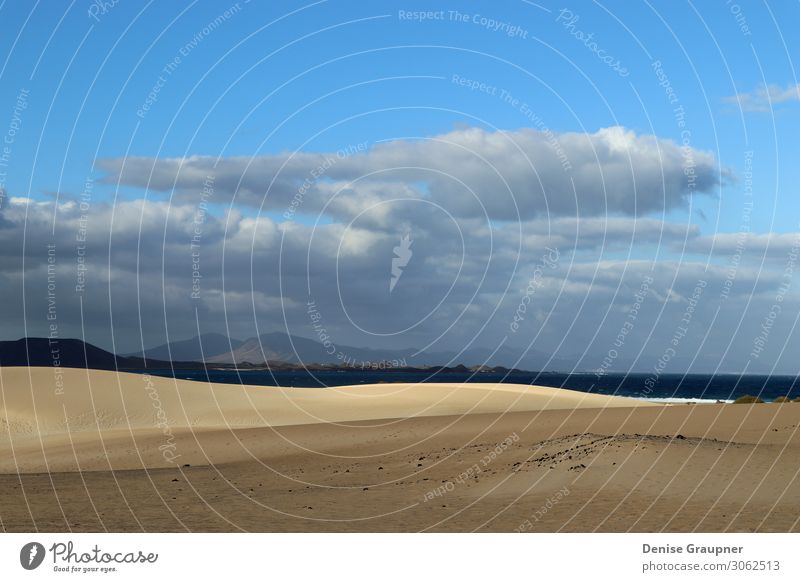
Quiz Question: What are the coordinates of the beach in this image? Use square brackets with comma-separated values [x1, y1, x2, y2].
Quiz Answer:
[1, 367, 798, 532]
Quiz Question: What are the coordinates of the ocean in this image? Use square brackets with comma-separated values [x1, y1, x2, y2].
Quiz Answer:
[140, 369, 800, 403]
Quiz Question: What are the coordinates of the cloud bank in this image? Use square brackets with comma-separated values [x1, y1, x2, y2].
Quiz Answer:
[5, 125, 797, 373]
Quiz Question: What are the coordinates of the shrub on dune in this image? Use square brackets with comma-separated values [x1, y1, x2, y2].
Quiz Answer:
[771, 396, 791, 403]
[733, 395, 764, 404]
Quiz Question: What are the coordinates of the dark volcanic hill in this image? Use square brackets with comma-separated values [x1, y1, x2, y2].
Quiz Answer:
[0, 338, 203, 371]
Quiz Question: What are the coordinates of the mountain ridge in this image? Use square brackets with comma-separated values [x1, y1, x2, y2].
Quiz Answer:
[126, 332, 243, 362]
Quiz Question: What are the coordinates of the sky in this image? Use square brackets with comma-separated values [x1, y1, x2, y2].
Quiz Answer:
[1, 0, 799, 373]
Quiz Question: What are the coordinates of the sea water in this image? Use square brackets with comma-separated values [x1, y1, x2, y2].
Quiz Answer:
[139, 369, 800, 403]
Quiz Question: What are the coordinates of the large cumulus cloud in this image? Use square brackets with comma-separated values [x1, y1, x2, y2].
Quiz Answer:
[98, 125, 728, 220]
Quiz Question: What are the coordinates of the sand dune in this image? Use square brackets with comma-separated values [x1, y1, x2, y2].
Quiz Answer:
[0, 366, 651, 472]
[2, 366, 798, 532]
[1, 367, 650, 432]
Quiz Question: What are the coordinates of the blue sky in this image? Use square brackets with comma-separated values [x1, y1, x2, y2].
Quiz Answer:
[2, 1, 800, 372]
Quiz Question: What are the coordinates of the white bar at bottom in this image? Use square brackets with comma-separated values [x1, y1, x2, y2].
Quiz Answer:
[0, 533, 796, 580]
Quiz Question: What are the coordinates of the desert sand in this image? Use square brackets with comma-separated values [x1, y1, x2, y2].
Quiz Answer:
[1, 366, 798, 532]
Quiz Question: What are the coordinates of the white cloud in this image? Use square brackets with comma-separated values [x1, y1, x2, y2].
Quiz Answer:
[681, 231, 800, 259]
[724, 83, 800, 112]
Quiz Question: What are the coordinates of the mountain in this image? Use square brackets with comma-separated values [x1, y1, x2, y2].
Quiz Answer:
[1, 337, 117, 369]
[0, 337, 222, 371]
[205, 332, 397, 365]
[0, 337, 155, 370]
[127, 333, 242, 362]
